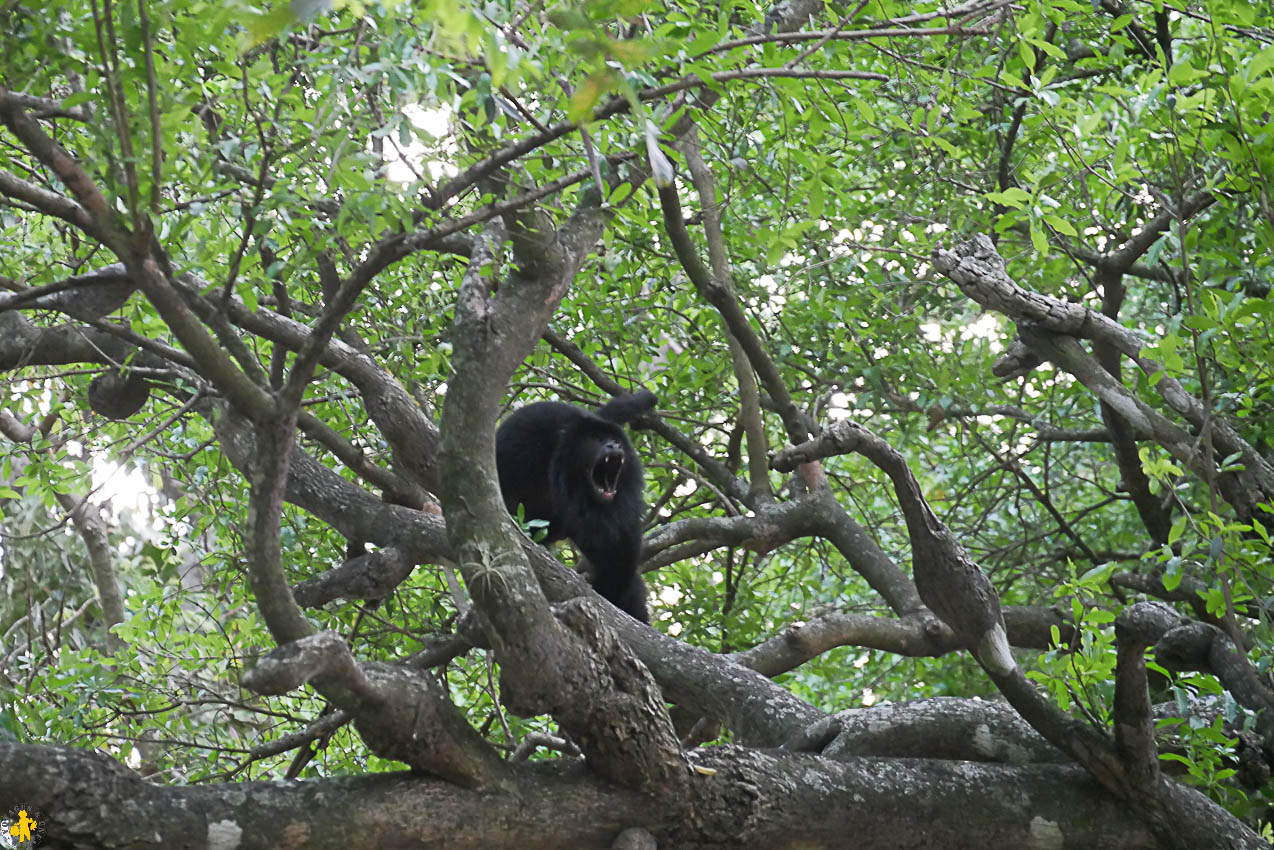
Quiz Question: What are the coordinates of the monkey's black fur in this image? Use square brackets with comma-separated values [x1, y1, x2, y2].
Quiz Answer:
[496, 390, 656, 622]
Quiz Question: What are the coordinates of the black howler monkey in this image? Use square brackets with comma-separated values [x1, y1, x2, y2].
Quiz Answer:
[495, 390, 656, 623]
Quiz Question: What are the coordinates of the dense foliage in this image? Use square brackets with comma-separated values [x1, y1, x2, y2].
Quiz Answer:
[1, 0, 1272, 846]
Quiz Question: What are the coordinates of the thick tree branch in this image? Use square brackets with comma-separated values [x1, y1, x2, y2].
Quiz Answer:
[1118, 602, 1274, 752]
[0, 87, 124, 248]
[734, 605, 1073, 679]
[0, 740, 1184, 850]
[0, 168, 105, 241]
[439, 210, 687, 795]
[242, 631, 505, 786]
[1113, 605, 1165, 790]
[1088, 196, 1214, 544]
[772, 419, 1265, 848]
[775, 420, 1014, 675]
[933, 235, 1274, 520]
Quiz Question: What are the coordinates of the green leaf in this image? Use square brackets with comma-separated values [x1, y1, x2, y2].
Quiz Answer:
[568, 69, 619, 123]
[608, 182, 633, 205]
[1042, 213, 1077, 237]
[1248, 45, 1274, 82]
[1168, 62, 1207, 87]
[1079, 562, 1116, 584]
[1030, 222, 1048, 254]
[987, 187, 1031, 209]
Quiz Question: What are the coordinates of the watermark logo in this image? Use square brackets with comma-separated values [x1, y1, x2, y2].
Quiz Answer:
[0, 806, 45, 849]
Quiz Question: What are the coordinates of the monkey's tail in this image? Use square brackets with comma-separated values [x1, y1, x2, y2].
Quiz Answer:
[594, 389, 657, 424]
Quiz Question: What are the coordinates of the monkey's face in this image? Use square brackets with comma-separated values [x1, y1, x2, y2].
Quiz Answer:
[589, 439, 626, 502]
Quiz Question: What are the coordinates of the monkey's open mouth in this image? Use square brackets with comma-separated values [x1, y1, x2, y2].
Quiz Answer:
[592, 446, 625, 501]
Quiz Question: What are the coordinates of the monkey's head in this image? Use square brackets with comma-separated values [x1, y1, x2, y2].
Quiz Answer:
[589, 438, 626, 502]
[550, 416, 638, 510]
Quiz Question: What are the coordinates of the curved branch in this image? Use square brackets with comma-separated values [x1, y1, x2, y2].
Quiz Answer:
[242, 631, 505, 786]
[656, 177, 810, 446]
[933, 235, 1274, 519]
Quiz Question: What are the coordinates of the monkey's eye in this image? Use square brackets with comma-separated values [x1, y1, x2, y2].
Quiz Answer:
[591, 444, 625, 499]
